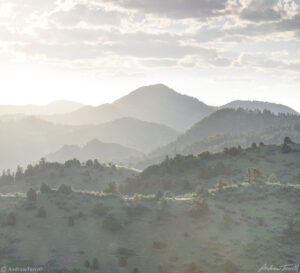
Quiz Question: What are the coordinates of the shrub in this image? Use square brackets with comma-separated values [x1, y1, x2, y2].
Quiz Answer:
[92, 202, 107, 217]
[184, 262, 201, 273]
[102, 214, 122, 232]
[6, 212, 16, 226]
[84, 260, 90, 268]
[195, 185, 203, 196]
[152, 241, 167, 249]
[68, 216, 74, 227]
[155, 191, 163, 201]
[223, 213, 234, 228]
[189, 197, 208, 218]
[118, 257, 127, 267]
[40, 183, 51, 194]
[59, 184, 73, 195]
[215, 179, 228, 190]
[222, 260, 239, 273]
[37, 207, 47, 218]
[268, 174, 278, 183]
[103, 181, 118, 194]
[27, 188, 37, 201]
[91, 258, 99, 270]
[133, 268, 140, 273]
[245, 168, 265, 184]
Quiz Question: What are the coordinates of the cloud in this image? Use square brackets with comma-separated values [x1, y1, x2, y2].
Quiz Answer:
[0, 0, 299, 77]
[99, 0, 229, 19]
[49, 3, 126, 26]
[240, 0, 284, 22]
[237, 53, 300, 73]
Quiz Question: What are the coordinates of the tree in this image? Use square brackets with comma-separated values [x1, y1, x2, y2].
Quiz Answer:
[59, 184, 73, 195]
[27, 188, 37, 201]
[15, 165, 24, 181]
[251, 142, 257, 149]
[40, 183, 51, 194]
[284, 136, 294, 145]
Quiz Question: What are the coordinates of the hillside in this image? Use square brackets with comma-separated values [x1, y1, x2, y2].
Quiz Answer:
[46, 139, 143, 164]
[0, 159, 139, 194]
[145, 109, 300, 165]
[0, 117, 178, 170]
[0, 173, 298, 272]
[135, 123, 300, 169]
[221, 100, 299, 115]
[122, 141, 300, 195]
[0, 100, 84, 116]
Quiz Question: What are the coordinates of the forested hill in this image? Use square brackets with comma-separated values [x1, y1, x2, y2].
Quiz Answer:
[147, 109, 300, 162]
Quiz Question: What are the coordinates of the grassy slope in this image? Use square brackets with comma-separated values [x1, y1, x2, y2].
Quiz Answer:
[0, 183, 299, 273]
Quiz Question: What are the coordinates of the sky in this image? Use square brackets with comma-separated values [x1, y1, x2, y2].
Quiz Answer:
[0, 0, 299, 111]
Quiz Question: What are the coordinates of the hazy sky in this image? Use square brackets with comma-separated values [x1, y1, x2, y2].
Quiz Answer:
[0, 0, 299, 110]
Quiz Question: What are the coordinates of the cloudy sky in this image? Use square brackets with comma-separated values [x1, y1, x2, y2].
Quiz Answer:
[0, 0, 299, 110]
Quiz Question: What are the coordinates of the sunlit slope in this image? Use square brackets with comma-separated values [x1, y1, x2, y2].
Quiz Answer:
[0, 183, 298, 273]
[122, 142, 300, 194]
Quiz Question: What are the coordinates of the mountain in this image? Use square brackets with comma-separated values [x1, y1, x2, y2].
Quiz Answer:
[43, 84, 215, 131]
[112, 84, 215, 131]
[134, 108, 300, 168]
[43, 104, 125, 125]
[38, 85, 299, 131]
[0, 116, 178, 170]
[66, 117, 180, 153]
[220, 100, 298, 115]
[0, 100, 84, 116]
[46, 139, 143, 164]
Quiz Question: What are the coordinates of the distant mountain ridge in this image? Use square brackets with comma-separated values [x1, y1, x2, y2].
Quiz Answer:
[0, 100, 84, 116]
[0, 116, 178, 170]
[46, 139, 143, 164]
[220, 100, 298, 115]
[40, 84, 298, 131]
[44, 84, 216, 131]
[1, 85, 298, 132]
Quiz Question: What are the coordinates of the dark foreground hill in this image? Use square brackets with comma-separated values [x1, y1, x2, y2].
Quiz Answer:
[122, 141, 300, 195]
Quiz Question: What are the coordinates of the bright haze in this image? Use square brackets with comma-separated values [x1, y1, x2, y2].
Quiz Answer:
[0, 0, 299, 111]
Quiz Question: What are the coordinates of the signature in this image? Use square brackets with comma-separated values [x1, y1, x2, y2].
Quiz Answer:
[258, 264, 299, 272]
